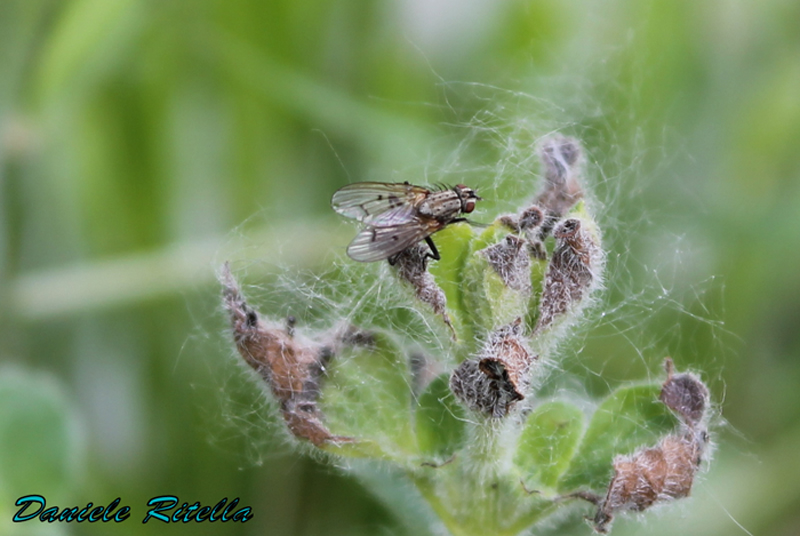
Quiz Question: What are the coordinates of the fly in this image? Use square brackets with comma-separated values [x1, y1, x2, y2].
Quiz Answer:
[331, 181, 481, 263]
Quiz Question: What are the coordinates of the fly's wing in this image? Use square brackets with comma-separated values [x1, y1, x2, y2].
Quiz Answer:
[346, 220, 434, 262]
[368, 204, 418, 226]
[331, 182, 428, 223]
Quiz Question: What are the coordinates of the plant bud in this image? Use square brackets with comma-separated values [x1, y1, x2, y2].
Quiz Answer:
[450, 319, 537, 418]
[536, 136, 584, 237]
[587, 360, 711, 533]
[480, 235, 532, 293]
[391, 243, 454, 335]
[535, 218, 602, 334]
[591, 431, 707, 533]
[660, 358, 709, 428]
[220, 263, 352, 446]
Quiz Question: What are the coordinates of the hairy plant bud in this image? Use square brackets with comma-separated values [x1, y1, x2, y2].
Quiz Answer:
[535, 218, 602, 333]
[216, 129, 718, 536]
[536, 136, 584, 237]
[480, 235, 532, 293]
[660, 358, 709, 428]
[581, 360, 711, 533]
[496, 206, 546, 260]
[519, 206, 547, 260]
[220, 263, 352, 446]
[591, 431, 707, 533]
[391, 243, 454, 335]
[450, 319, 537, 418]
[518, 206, 544, 233]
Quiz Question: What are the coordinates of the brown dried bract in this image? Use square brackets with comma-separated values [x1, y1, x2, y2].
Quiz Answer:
[584, 360, 711, 533]
[480, 235, 532, 293]
[497, 206, 546, 260]
[536, 136, 584, 237]
[220, 263, 354, 446]
[450, 319, 537, 418]
[660, 357, 709, 427]
[519, 206, 545, 233]
[591, 431, 706, 533]
[391, 243, 454, 336]
[535, 218, 600, 333]
[498, 206, 544, 234]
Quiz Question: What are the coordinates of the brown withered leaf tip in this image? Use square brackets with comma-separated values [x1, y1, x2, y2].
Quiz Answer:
[660, 357, 709, 427]
[497, 206, 544, 234]
[450, 319, 537, 418]
[534, 218, 599, 334]
[480, 235, 532, 293]
[497, 207, 546, 261]
[390, 243, 455, 336]
[536, 136, 584, 237]
[220, 263, 356, 447]
[591, 431, 707, 533]
[519, 206, 547, 260]
[519, 206, 544, 233]
[496, 214, 517, 230]
[583, 359, 711, 534]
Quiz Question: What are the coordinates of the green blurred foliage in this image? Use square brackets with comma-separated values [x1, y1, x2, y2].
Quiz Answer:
[1, 0, 799, 534]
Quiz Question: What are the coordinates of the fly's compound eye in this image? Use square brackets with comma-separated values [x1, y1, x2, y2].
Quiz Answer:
[464, 199, 476, 213]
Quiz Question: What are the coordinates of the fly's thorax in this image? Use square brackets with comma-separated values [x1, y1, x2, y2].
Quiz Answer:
[418, 190, 463, 221]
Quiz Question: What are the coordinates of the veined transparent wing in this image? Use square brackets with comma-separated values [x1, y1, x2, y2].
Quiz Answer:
[346, 220, 432, 262]
[331, 182, 429, 222]
[368, 204, 418, 226]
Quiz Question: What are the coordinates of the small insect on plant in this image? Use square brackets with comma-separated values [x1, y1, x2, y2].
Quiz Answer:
[223, 136, 718, 536]
[331, 181, 481, 262]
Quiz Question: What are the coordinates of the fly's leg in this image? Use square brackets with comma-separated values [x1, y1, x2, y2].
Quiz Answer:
[424, 236, 441, 261]
[452, 217, 489, 229]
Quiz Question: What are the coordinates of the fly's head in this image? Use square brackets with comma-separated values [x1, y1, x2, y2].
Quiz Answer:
[453, 184, 481, 214]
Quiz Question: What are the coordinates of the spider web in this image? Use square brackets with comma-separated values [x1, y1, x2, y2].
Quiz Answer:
[189, 77, 736, 535]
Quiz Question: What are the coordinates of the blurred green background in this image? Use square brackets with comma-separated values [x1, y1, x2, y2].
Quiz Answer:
[2, 0, 799, 534]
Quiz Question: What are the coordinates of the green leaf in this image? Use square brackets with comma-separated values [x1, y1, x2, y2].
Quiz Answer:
[514, 401, 585, 490]
[411, 460, 556, 536]
[0, 367, 81, 499]
[428, 222, 476, 341]
[524, 255, 548, 332]
[558, 384, 679, 492]
[482, 265, 529, 327]
[415, 374, 466, 459]
[319, 333, 416, 460]
[567, 201, 602, 250]
[460, 220, 530, 335]
[36, 0, 140, 103]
